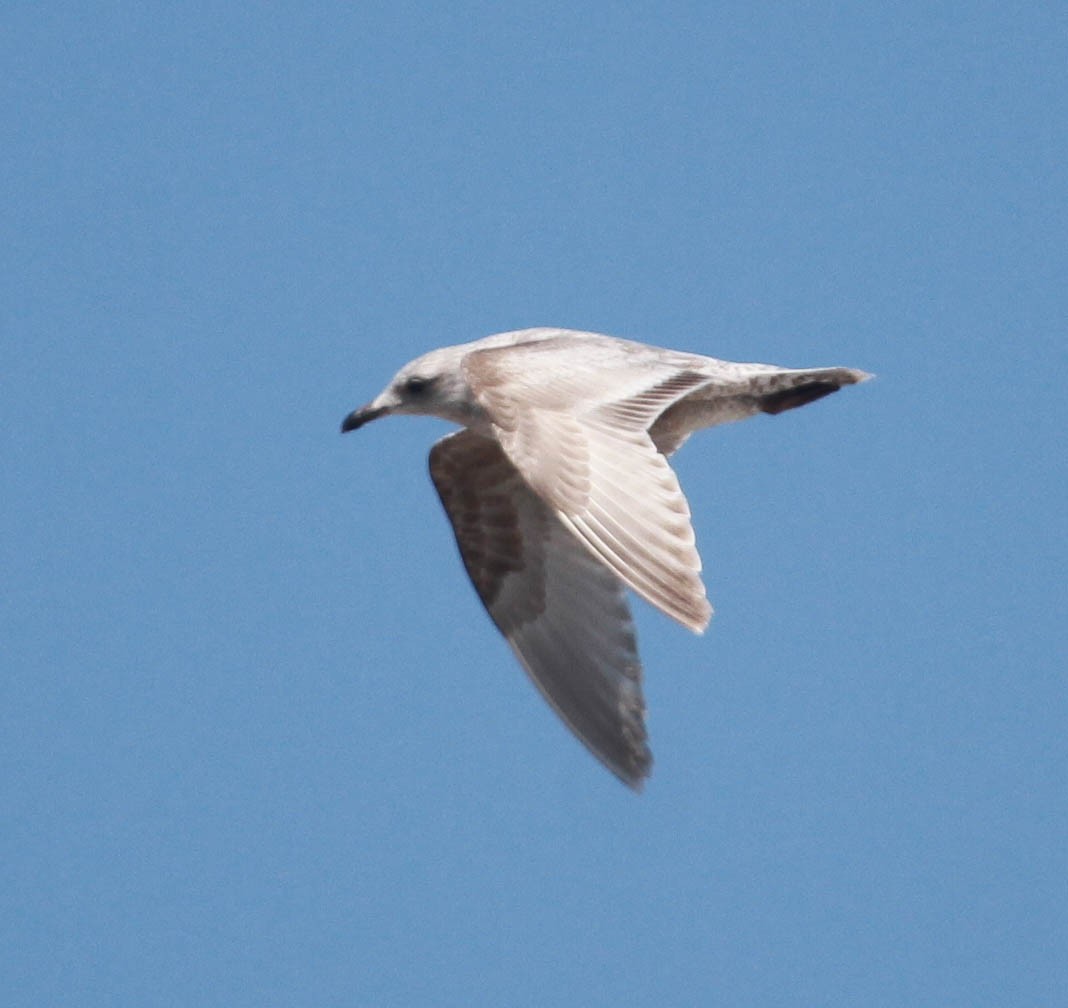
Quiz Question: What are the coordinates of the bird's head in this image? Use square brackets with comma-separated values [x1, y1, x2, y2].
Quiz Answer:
[340, 345, 479, 433]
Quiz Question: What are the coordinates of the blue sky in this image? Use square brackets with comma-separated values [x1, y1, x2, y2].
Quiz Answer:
[3, 3, 1065, 1005]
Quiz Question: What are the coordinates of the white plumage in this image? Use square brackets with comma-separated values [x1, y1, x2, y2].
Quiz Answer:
[342, 328, 870, 788]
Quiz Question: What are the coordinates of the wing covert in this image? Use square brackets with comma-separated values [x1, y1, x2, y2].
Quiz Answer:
[462, 341, 712, 631]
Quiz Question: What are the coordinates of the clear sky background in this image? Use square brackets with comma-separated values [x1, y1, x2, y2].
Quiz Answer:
[4, 3, 1065, 1006]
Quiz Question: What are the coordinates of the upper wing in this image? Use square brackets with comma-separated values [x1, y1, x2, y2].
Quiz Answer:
[463, 337, 713, 632]
[429, 430, 652, 789]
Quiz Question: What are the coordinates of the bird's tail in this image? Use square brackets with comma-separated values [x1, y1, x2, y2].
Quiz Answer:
[757, 367, 872, 415]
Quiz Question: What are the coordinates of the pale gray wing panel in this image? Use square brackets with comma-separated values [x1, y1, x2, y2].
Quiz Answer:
[429, 431, 652, 788]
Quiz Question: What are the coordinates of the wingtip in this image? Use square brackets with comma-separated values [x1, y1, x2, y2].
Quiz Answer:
[681, 600, 713, 635]
[614, 752, 653, 792]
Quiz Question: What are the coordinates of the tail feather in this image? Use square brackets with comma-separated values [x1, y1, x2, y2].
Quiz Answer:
[759, 380, 839, 415]
[758, 367, 871, 416]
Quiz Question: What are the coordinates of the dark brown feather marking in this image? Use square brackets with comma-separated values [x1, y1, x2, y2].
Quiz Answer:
[759, 381, 839, 415]
[429, 435, 530, 612]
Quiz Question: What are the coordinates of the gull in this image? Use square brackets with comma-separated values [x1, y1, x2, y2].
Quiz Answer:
[341, 328, 869, 788]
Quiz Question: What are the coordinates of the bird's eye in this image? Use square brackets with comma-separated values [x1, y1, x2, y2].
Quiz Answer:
[404, 375, 432, 395]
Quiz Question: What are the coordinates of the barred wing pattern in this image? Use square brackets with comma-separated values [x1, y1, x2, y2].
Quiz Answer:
[429, 430, 652, 787]
[464, 337, 714, 632]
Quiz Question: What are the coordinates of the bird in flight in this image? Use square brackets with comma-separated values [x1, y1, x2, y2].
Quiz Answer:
[341, 328, 869, 788]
